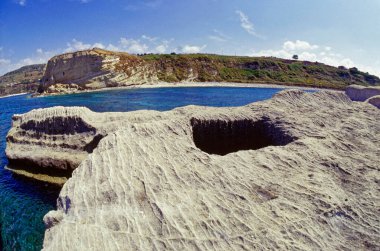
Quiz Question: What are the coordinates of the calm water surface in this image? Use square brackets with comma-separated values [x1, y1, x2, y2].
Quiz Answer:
[0, 86, 287, 250]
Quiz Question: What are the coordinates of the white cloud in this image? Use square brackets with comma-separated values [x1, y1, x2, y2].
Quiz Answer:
[208, 35, 226, 42]
[283, 40, 319, 51]
[208, 29, 229, 42]
[141, 35, 158, 42]
[106, 44, 119, 51]
[155, 44, 167, 54]
[236, 10, 263, 38]
[64, 39, 117, 53]
[125, 0, 162, 11]
[65, 39, 94, 52]
[119, 38, 149, 54]
[17, 0, 26, 6]
[180, 45, 206, 54]
[0, 58, 11, 66]
[0, 48, 57, 75]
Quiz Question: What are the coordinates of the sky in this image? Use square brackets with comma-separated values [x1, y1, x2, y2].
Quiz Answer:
[1, 0, 380, 76]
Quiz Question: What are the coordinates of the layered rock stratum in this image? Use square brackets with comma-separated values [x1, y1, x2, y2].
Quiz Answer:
[5, 89, 380, 250]
[345, 84, 380, 109]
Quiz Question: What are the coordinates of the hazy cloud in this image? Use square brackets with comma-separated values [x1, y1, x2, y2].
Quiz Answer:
[65, 39, 96, 52]
[119, 38, 149, 54]
[16, 0, 26, 6]
[236, 10, 263, 38]
[125, 0, 163, 11]
[283, 40, 319, 51]
[180, 45, 206, 54]
[208, 29, 230, 42]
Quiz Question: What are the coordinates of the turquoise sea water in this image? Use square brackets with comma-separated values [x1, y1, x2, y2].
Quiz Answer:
[0, 86, 287, 250]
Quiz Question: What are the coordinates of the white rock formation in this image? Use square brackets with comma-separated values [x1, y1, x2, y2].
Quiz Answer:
[367, 95, 380, 109]
[40, 48, 159, 94]
[345, 84, 380, 101]
[6, 90, 380, 250]
[6, 106, 163, 181]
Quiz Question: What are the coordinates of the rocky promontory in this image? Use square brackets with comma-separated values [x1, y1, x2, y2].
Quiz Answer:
[5, 89, 380, 250]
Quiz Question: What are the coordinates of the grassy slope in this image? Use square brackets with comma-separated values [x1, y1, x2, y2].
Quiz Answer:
[0, 64, 45, 96]
[139, 53, 380, 89]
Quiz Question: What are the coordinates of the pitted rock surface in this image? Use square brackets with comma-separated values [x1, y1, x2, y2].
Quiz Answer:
[6, 90, 380, 250]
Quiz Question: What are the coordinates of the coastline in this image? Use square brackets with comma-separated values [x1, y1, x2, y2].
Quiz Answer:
[4, 166, 67, 186]
[37, 81, 342, 97]
[0, 92, 28, 99]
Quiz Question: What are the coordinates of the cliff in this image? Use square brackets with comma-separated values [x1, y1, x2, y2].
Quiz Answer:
[0, 64, 45, 96]
[36, 48, 380, 94]
[5, 89, 380, 250]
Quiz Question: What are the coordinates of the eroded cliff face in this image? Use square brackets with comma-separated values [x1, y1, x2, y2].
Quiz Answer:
[345, 84, 380, 108]
[6, 90, 380, 250]
[40, 49, 159, 94]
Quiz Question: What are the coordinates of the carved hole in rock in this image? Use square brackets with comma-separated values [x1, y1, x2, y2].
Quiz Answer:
[191, 117, 296, 155]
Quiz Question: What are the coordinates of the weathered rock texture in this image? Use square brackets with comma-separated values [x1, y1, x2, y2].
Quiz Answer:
[6, 90, 379, 250]
[367, 95, 380, 109]
[345, 84, 380, 101]
[6, 106, 164, 178]
[345, 85, 380, 109]
[38, 48, 380, 95]
[39, 49, 158, 94]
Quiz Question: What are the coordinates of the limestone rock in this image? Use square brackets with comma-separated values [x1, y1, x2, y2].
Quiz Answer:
[5, 106, 161, 178]
[345, 84, 380, 102]
[40, 48, 158, 93]
[18, 90, 377, 250]
[366, 95, 380, 109]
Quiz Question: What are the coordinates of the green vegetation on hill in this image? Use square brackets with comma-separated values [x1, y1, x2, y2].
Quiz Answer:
[137, 53, 380, 89]
[0, 64, 45, 96]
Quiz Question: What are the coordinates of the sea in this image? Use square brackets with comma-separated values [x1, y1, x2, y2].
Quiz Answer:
[0, 86, 288, 250]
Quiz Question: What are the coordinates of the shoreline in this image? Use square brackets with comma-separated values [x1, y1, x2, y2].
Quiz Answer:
[37, 81, 342, 97]
[0, 92, 28, 99]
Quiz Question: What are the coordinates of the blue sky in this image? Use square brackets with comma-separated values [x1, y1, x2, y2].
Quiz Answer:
[1, 0, 380, 76]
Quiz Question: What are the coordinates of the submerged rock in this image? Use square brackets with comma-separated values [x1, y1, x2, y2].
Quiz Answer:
[5, 90, 380, 250]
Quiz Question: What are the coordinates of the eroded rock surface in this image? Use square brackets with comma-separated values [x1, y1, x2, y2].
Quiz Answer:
[345, 84, 380, 101]
[367, 95, 380, 109]
[6, 90, 380, 250]
[6, 106, 163, 182]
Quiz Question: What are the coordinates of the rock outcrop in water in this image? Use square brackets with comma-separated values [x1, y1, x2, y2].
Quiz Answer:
[6, 90, 380, 250]
[5, 106, 165, 183]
